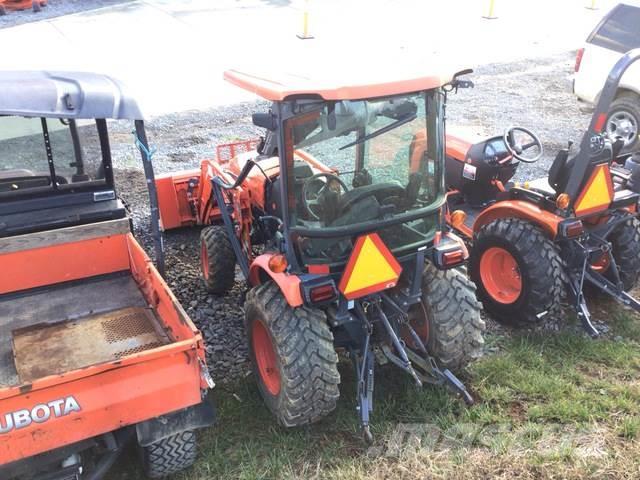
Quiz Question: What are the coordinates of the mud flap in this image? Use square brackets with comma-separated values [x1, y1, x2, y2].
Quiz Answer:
[136, 398, 216, 447]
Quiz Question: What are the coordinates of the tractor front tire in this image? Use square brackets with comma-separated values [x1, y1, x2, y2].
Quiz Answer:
[139, 430, 197, 479]
[200, 225, 236, 294]
[408, 264, 485, 372]
[245, 282, 340, 427]
[470, 218, 565, 324]
[609, 217, 640, 291]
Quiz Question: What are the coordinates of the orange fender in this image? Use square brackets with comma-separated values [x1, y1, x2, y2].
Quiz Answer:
[249, 254, 303, 307]
[473, 200, 563, 238]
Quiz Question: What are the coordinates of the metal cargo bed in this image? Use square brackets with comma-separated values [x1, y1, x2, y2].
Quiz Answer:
[0, 272, 171, 387]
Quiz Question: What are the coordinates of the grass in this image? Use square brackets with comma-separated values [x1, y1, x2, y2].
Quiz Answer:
[108, 308, 640, 480]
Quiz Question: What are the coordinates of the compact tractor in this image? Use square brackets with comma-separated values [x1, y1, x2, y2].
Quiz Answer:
[444, 49, 640, 336]
[156, 69, 485, 440]
[0, 72, 214, 479]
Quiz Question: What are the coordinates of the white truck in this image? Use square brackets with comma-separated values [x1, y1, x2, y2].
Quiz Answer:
[574, 2, 640, 152]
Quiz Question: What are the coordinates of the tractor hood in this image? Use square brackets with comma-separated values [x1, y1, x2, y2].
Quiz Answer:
[0, 71, 144, 120]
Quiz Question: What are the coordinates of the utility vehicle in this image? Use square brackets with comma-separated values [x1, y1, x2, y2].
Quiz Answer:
[444, 49, 640, 336]
[0, 0, 46, 14]
[0, 71, 214, 479]
[156, 68, 485, 440]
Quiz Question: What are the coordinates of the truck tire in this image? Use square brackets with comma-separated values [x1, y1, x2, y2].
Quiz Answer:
[406, 264, 485, 372]
[470, 218, 565, 324]
[607, 93, 640, 153]
[200, 225, 236, 294]
[245, 282, 340, 427]
[609, 217, 640, 291]
[140, 430, 197, 479]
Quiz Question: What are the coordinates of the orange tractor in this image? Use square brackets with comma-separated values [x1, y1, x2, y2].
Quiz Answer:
[156, 68, 485, 440]
[443, 49, 640, 336]
[0, 0, 46, 14]
[0, 72, 214, 479]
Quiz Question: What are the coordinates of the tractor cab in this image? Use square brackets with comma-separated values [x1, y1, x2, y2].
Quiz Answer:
[155, 67, 486, 440]
[251, 89, 444, 266]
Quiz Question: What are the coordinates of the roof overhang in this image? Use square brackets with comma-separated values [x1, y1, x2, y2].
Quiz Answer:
[223, 69, 459, 102]
[0, 71, 144, 120]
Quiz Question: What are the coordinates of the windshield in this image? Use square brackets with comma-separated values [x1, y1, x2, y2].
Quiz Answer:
[0, 116, 108, 198]
[283, 90, 443, 262]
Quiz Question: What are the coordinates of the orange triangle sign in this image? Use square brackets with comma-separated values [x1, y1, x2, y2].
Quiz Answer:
[574, 163, 614, 216]
[338, 233, 402, 300]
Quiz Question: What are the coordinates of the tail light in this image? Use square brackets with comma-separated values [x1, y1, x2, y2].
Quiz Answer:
[310, 284, 337, 303]
[443, 250, 465, 266]
[433, 232, 469, 269]
[301, 277, 338, 305]
[559, 219, 584, 238]
[575, 48, 584, 73]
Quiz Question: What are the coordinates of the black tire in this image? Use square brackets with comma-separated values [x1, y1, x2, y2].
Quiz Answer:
[470, 218, 565, 324]
[200, 225, 236, 294]
[609, 217, 640, 291]
[245, 282, 340, 427]
[0, 6, 6, 15]
[32, 1, 41, 12]
[607, 93, 640, 153]
[407, 264, 485, 372]
[140, 431, 197, 479]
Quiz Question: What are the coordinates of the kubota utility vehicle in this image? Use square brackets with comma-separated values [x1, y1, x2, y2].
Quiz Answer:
[156, 68, 485, 440]
[0, 72, 214, 479]
[0, 0, 46, 15]
[444, 49, 640, 336]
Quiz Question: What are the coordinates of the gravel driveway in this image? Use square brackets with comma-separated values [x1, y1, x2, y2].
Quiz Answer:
[0, 0, 132, 28]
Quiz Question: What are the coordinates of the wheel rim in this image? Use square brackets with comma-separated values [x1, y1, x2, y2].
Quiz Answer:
[201, 240, 209, 279]
[252, 319, 281, 396]
[607, 110, 638, 148]
[480, 247, 522, 304]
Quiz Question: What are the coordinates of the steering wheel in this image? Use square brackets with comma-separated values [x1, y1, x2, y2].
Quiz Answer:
[503, 127, 543, 163]
[302, 173, 349, 220]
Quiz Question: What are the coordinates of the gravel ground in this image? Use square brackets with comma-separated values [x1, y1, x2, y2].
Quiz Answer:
[106, 50, 604, 384]
[0, 0, 132, 28]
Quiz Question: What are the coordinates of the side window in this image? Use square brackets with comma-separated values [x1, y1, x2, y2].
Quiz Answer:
[588, 5, 640, 53]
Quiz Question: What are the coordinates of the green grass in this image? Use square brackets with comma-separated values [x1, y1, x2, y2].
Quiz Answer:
[108, 309, 640, 480]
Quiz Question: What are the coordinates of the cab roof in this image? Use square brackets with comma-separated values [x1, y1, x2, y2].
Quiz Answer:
[223, 68, 458, 101]
[0, 71, 144, 120]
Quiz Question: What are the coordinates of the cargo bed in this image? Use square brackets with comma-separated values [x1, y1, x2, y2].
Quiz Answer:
[0, 273, 170, 387]
[0, 220, 208, 466]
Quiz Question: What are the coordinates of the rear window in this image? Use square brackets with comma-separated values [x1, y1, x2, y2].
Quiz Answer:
[588, 4, 640, 53]
[0, 116, 108, 198]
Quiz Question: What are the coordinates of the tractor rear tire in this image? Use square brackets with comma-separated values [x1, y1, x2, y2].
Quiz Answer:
[245, 282, 340, 427]
[408, 264, 485, 372]
[470, 218, 565, 324]
[139, 430, 197, 479]
[609, 217, 640, 291]
[200, 225, 236, 294]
